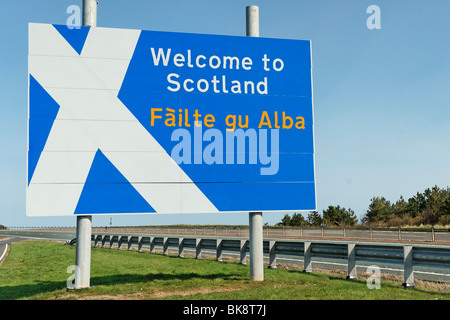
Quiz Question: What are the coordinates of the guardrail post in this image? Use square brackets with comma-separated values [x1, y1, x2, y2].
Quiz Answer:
[109, 235, 114, 249]
[178, 238, 184, 258]
[163, 237, 169, 255]
[369, 227, 373, 240]
[346, 243, 358, 280]
[118, 236, 124, 250]
[398, 226, 402, 241]
[240, 240, 247, 264]
[303, 242, 312, 273]
[128, 236, 133, 251]
[196, 238, 202, 259]
[432, 226, 435, 242]
[150, 236, 155, 254]
[93, 235, 99, 248]
[216, 239, 223, 262]
[321, 227, 324, 238]
[120, 236, 126, 250]
[268, 240, 277, 269]
[402, 245, 416, 288]
[138, 236, 143, 252]
[123, 236, 128, 250]
[101, 235, 106, 248]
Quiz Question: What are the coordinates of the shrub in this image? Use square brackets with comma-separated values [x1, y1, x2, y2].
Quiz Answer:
[438, 215, 450, 226]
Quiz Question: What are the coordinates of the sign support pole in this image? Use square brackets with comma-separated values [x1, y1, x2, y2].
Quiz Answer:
[249, 212, 264, 281]
[75, 215, 92, 289]
[74, 0, 97, 290]
[246, 5, 264, 282]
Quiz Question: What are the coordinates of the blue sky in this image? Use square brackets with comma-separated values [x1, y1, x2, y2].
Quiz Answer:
[1, 0, 450, 227]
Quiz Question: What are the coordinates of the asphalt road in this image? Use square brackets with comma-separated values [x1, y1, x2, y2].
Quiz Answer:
[0, 230, 76, 265]
[0, 235, 28, 264]
[0, 230, 76, 242]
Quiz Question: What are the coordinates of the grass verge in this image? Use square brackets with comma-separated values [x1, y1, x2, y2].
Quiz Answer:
[0, 240, 449, 300]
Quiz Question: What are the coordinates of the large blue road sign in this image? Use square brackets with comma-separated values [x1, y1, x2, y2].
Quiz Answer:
[27, 23, 316, 216]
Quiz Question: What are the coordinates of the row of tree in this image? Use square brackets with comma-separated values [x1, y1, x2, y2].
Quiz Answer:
[361, 186, 450, 226]
[277, 205, 357, 227]
[277, 185, 450, 227]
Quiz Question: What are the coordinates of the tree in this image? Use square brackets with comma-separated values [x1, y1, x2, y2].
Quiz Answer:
[341, 208, 358, 226]
[322, 205, 342, 226]
[307, 211, 322, 226]
[290, 213, 305, 226]
[442, 196, 450, 217]
[362, 196, 393, 224]
[362, 186, 450, 226]
[407, 191, 427, 219]
[276, 213, 305, 227]
[277, 214, 291, 227]
[322, 205, 358, 226]
[392, 195, 409, 218]
[420, 186, 449, 225]
[277, 186, 450, 228]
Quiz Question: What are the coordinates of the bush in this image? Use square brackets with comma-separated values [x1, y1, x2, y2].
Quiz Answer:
[410, 216, 427, 226]
[438, 215, 450, 226]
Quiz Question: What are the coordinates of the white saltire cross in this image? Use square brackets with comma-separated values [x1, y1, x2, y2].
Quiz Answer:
[27, 23, 218, 216]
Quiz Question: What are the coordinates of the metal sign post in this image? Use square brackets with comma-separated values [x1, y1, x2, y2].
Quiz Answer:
[75, 215, 92, 289]
[74, 0, 97, 290]
[246, 5, 264, 282]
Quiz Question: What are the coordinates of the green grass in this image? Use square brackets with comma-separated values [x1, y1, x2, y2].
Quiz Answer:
[0, 240, 449, 300]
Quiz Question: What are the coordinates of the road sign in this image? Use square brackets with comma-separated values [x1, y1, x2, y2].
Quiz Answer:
[27, 23, 316, 216]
